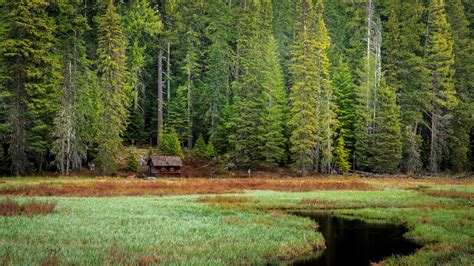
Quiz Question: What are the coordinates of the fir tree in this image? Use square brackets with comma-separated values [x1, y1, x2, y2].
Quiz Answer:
[425, 0, 457, 174]
[446, 0, 473, 172]
[0, 0, 61, 175]
[369, 80, 402, 174]
[333, 134, 350, 174]
[289, 0, 320, 175]
[159, 128, 183, 159]
[193, 134, 206, 158]
[332, 61, 356, 156]
[127, 145, 139, 172]
[95, 0, 131, 174]
[229, 0, 264, 167]
[205, 142, 217, 160]
[260, 30, 287, 165]
[52, 0, 90, 175]
[315, 0, 337, 174]
[123, 0, 162, 144]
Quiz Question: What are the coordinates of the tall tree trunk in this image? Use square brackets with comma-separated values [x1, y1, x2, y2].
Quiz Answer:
[157, 50, 164, 147]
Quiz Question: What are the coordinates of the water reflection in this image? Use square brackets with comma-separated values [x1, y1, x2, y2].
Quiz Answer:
[292, 212, 421, 266]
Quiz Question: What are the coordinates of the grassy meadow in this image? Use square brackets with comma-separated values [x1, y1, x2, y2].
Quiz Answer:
[0, 176, 472, 265]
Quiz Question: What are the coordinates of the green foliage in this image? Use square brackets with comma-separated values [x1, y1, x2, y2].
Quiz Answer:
[0, 0, 61, 175]
[333, 134, 351, 173]
[205, 142, 217, 160]
[425, 0, 457, 173]
[95, 0, 131, 174]
[193, 134, 206, 158]
[260, 36, 288, 166]
[290, 0, 335, 175]
[369, 80, 402, 174]
[127, 146, 139, 172]
[332, 61, 356, 154]
[159, 128, 183, 159]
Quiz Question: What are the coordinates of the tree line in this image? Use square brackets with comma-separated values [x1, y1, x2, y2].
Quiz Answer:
[0, 0, 472, 176]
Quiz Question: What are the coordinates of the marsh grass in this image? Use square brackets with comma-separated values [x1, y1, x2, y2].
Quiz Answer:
[0, 177, 472, 265]
[0, 198, 56, 217]
[0, 196, 322, 265]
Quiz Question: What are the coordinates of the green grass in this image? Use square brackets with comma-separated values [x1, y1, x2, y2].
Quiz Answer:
[0, 177, 473, 265]
[0, 196, 322, 265]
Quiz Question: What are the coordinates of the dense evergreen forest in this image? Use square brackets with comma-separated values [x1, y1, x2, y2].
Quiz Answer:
[0, 0, 472, 176]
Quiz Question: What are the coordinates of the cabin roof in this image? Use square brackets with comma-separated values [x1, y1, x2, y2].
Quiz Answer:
[149, 155, 183, 167]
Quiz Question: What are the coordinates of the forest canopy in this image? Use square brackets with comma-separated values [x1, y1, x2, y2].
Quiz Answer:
[0, 0, 472, 176]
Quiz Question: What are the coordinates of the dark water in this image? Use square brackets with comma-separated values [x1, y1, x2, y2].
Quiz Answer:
[292, 212, 421, 266]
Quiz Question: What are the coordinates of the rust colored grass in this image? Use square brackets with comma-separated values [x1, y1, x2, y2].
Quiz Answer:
[137, 255, 164, 266]
[0, 199, 56, 217]
[0, 178, 380, 197]
[423, 190, 472, 199]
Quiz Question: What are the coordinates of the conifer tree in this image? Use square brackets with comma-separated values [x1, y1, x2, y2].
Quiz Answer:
[395, 0, 426, 174]
[123, 0, 162, 144]
[315, 0, 337, 173]
[425, 0, 457, 174]
[229, 0, 264, 167]
[193, 134, 206, 158]
[0, 0, 61, 175]
[260, 2, 288, 166]
[205, 142, 217, 160]
[158, 128, 183, 159]
[332, 61, 356, 157]
[201, 0, 234, 145]
[446, 0, 473, 171]
[96, 0, 131, 174]
[52, 1, 91, 175]
[289, 0, 320, 175]
[369, 80, 402, 174]
[127, 145, 139, 172]
[333, 134, 350, 173]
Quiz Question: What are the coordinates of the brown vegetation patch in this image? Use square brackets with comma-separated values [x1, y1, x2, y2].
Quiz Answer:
[137, 254, 165, 266]
[0, 177, 379, 197]
[0, 199, 56, 217]
[423, 190, 473, 200]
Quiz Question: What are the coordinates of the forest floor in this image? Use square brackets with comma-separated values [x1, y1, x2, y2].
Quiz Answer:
[0, 176, 472, 265]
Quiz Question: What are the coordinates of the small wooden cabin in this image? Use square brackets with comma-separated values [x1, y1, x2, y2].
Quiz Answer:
[148, 156, 183, 177]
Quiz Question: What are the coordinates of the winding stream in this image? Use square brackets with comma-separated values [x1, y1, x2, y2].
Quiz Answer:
[292, 212, 421, 266]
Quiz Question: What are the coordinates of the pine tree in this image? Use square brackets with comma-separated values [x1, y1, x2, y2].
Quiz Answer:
[332, 61, 356, 156]
[95, 0, 131, 174]
[260, 8, 288, 166]
[425, 0, 457, 174]
[229, 0, 264, 167]
[0, 0, 61, 175]
[333, 134, 350, 173]
[159, 128, 183, 159]
[201, 0, 234, 146]
[446, 0, 473, 172]
[127, 145, 139, 172]
[51, 0, 91, 175]
[193, 134, 206, 158]
[315, 0, 337, 174]
[369, 80, 402, 174]
[123, 0, 162, 144]
[205, 142, 217, 160]
[289, 0, 320, 175]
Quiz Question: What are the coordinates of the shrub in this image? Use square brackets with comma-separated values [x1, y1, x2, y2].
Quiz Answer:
[127, 146, 139, 172]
